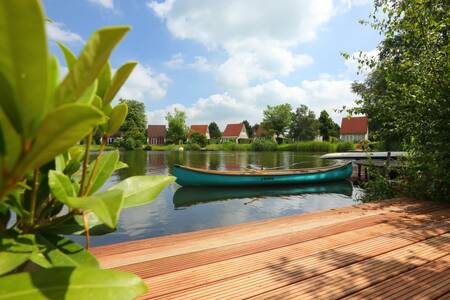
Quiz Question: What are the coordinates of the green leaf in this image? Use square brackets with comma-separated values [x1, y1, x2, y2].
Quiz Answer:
[46, 55, 59, 106]
[0, 233, 36, 276]
[109, 176, 175, 208]
[0, 267, 147, 300]
[77, 80, 98, 105]
[48, 170, 76, 203]
[30, 234, 98, 268]
[53, 26, 130, 106]
[103, 62, 137, 106]
[97, 62, 111, 99]
[0, 110, 20, 177]
[63, 190, 124, 228]
[57, 42, 77, 70]
[115, 161, 128, 171]
[106, 103, 128, 135]
[85, 150, 119, 195]
[17, 104, 105, 174]
[0, 0, 49, 138]
[42, 212, 114, 236]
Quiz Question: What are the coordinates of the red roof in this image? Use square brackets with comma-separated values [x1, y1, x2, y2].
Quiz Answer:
[223, 123, 244, 137]
[147, 125, 166, 138]
[190, 125, 208, 135]
[340, 116, 368, 134]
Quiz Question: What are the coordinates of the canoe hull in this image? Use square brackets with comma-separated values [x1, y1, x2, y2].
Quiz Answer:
[172, 163, 353, 187]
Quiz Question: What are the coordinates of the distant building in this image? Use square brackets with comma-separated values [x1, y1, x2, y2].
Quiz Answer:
[189, 125, 210, 139]
[340, 116, 368, 142]
[147, 125, 166, 145]
[222, 123, 249, 143]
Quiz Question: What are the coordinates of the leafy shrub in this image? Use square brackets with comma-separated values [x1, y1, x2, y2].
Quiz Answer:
[113, 137, 124, 148]
[143, 144, 152, 151]
[0, 2, 174, 299]
[185, 143, 202, 151]
[251, 140, 278, 151]
[189, 132, 207, 147]
[123, 137, 136, 150]
[336, 141, 355, 152]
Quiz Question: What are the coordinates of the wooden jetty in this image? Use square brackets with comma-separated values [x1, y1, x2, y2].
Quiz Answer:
[92, 199, 450, 299]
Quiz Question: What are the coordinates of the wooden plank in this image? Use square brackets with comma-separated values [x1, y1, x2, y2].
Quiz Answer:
[92, 198, 434, 258]
[145, 225, 450, 299]
[249, 233, 450, 300]
[143, 221, 449, 299]
[94, 199, 444, 269]
[342, 255, 450, 299]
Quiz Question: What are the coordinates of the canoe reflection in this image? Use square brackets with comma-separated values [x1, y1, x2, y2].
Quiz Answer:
[173, 181, 353, 208]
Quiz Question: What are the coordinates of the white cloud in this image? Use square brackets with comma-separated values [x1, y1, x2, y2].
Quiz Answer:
[46, 22, 83, 44]
[117, 64, 171, 102]
[87, 0, 114, 9]
[147, 76, 355, 127]
[164, 53, 212, 72]
[149, 0, 330, 87]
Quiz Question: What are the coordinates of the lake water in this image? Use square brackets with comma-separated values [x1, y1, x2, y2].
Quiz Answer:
[81, 150, 363, 247]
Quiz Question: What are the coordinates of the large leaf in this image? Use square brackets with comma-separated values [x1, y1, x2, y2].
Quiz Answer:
[85, 150, 119, 195]
[53, 26, 130, 106]
[17, 104, 105, 175]
[30, 234, 98, 268]
[57, 42, 76, 70]
[0, 0, 48, 138]
[48, 170, 76, 202]
[0, 267, 147, 300]
[96, 62, 111, 99]
[0, 109, 20, 173]
[103, 62, 137, 106]
[0, 233, 35, 276]
[41, 212, 114, 236]
[109, 176, 175, 208]
[105, 103, 128, 135]
[63, 190, 124, 228]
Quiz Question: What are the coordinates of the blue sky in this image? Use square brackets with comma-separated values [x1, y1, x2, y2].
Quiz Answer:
[43, 0, 381, 128]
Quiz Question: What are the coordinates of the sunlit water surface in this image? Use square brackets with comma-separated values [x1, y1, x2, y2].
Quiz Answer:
[73, 150, 363, 247]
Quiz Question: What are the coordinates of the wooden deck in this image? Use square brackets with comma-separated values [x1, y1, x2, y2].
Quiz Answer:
[92, 199, 450, 299]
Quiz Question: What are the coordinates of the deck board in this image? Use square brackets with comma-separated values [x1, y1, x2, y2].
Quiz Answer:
[93, 198, 450, 299]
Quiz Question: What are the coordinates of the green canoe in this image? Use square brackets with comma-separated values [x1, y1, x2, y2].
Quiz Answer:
[172, 162, 353, 187]
[173, 181, 353, 208]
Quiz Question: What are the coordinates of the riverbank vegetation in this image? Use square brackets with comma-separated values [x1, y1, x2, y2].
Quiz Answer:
[0, 2, 173, 298]
[348, 0, 449, 201]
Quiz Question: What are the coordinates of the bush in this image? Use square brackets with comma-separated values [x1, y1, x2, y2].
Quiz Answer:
[189, 132, 207, 147]
[113, 137, 124, 148]
[185, 143, 202, 151]
[143, 144, 152, 151]
[135, 139, 143, 149]
[251, 140, 278, 151]
[205, 143, 222, 151]
[336, 141, 355, 152]
[123, 137, 136, 150]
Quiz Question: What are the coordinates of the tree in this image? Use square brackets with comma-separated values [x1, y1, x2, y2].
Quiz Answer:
[166, 109, 188, 144]
[243, 120, 253, 138]
[349, 0, 450, 200]
[262, 104, 293, 138]
[189, 132, 207, 147]
[208, 122, 222, 139]
[119, 99, 147, 146]
[289, 105, 319, 141]
[318, 110, 339, 141]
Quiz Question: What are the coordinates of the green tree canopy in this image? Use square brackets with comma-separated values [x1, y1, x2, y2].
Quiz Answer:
[350, 0, 450, 200]
[165, 109, 188, 144]
[289, 105, 319, 141]
[318, 110, 339, 141]
[119, 99, 147, 145]
[262, 104, 293, 137]
[189, 131, 207, 147]
[208, 122, 221, 139]
[242, 120, 253, 138]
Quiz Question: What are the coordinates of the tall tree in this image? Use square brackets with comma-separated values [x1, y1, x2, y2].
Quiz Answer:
[208, 122, 222, 139]
[166, 109, 188, 144]
[262, 104, 293, 137]
[119, 99, 147, 144]
[242, 120, 253, 138]
[289, 105, 319, 141]
[318, 110, 339, 141]
[350, 0, 450, 200]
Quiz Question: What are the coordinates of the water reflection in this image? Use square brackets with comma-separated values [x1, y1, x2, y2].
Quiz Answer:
[173, 181, 353, 208]
[84, 150, 362, 247]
